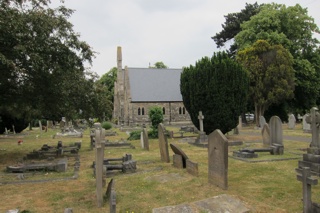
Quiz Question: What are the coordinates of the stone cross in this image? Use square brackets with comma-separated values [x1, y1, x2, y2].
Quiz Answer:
[198, 111, 204, 132]
[94, 123, 105, 208]
[306, 107, 320, 148]
[296, 167, 318, 213]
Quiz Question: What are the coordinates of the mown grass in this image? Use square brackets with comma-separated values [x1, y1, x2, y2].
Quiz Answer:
[0, 123, 318, 213]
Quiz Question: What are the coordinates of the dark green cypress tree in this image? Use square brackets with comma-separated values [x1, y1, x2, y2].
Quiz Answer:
[180, 52, 249, 134]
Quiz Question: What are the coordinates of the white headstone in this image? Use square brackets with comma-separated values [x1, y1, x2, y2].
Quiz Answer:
[259, 116, 266, 128]
[198, 111, 204, 132]
[140, 131, 144, 148]
[288, 114, 296, 129]
[303, 114, 311, 132]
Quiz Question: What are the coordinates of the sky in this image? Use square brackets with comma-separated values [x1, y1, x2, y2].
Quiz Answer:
[50, 0, 320, 77]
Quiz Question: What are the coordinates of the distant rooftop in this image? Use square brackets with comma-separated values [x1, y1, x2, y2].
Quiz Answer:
[128, 67, 183, 102]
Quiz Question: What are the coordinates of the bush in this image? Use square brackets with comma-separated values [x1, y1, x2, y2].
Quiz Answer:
[102, 121, 112, 130]
[127, 130, 141, 140]
[148, 129, 158, 139]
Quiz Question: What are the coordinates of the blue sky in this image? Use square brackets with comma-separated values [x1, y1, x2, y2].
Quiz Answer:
[50, 0, 320, 77]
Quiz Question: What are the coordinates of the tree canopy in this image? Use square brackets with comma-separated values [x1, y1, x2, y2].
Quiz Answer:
[0, 0, 106, 132]
[180, 52, 249, 134]
[237, 40, 295, 125]
[151, 61, 168, 69]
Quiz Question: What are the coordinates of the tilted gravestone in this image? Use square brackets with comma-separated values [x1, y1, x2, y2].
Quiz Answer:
[170, 143, 188, 168]
[173, 154, 183, 168]
[186, 159, 199, 176]
[261, 123, 270, 147]
[158, 123, 170, 163]
[288, 113, 296, 129]
[142, 128, 149, 151]
[208, 129, 228, 190]
[269, 116, 283, 146]
[106, 178, 116, 213]
[259, 116, 266, 128]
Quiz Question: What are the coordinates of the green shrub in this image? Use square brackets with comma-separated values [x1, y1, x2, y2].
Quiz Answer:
[102, 121, 112, 130]
[148, 129, 158, 139]
[128, 130, 141, 140]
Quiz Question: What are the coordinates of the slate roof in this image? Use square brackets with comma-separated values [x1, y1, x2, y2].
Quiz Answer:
[128, 67, 183, 102]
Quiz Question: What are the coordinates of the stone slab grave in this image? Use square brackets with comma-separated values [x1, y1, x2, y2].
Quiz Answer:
[54, 127, 83, 138]
[158, 123, 170, 163]
[170, 126, 196, 138]
[24, 141, 81, 160]
[233, 115, 284, 158]
[106, 178, 116, 213]
[152, 194, 250, 213]
[297, 107, 320, 177]
[90, 129, 134, 150]
[208, 129, 228, 190]
[92, 154, 137, 174]
[6, 158, 68, 173]
[170, 143, 188, 168]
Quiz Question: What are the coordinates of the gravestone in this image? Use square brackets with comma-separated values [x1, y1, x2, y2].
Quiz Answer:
[158, 123, 170, 163]
[186, 159, 198, 176]
[106, 178, 116, 213]
[303, 114, 311, 133]
[238, 116, 242, 129]
[261, 123, 270, 147]
[259, 116, 266, 128]
[306, 107, 320, 148]
[269, 116, 283, 146]
[94, 123, 105, 208]
[288, 113, 296, 129]
[196, 111, 207, 143]
[39, 121, 42, 133]
[208, 129, 228, 190]
[296, 167, 319, 213]
[173, 154, 183, 168]
[170, 143, 189, 168]
[142, 128, 149, 151]
[140, 131, 144, 149]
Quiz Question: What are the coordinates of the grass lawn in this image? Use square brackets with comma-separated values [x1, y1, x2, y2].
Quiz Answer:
[0, 123, 318, 213]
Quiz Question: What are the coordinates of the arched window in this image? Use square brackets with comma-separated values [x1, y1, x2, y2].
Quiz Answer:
[142, 107, 145, 115]
[183, 107, 186, 114]
[163, 107, 166, 115]
[179, 107, 182, 115]
[138, 107, 141, 115]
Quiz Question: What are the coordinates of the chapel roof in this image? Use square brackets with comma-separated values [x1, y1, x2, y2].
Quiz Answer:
[127, 67, 183, 102]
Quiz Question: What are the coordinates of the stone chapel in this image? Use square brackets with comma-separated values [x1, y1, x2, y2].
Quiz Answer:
[113, 46, 191, 126]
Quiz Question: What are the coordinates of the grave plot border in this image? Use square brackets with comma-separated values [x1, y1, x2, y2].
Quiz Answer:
[0, 155, 80, 185]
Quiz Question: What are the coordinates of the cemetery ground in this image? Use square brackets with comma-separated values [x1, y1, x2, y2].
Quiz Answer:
[0, 124, 319, 213]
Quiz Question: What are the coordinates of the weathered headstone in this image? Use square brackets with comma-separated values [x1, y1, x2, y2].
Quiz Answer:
[170, 143, 188, 168]
[306, 107, 320, 148]
[140, 131, 144, 149]
[64, 208, 73, 213]
[94, 123, 105, 208]
[173, 154, 183, 168]
[198, 111, 204, 132]
[142, 128, 149, 151]
[238, 116, 242, 129]
[261, 123, 270, 147]
[269, 116, 283, 146]
[259, 116, 266, 128]
[288, 113, 296, 129]
[196, 111, 208, 143]
[106, 178, 116, 213]
[158, 123, 170, 163]
[303, 114, 311, 133]
[208, 129, 228, 190]
[39, 121, 42, 133]
[186, 159, 198, 176]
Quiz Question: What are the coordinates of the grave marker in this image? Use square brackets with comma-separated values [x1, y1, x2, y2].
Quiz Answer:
[288, 114, 296, 129]
[259, 116, 266, 128]
[303, 114, 311, 133]
[208, 129, 228, 190]
[94, 123, 105, 208]
[186, 159, 199, 176]
[198, 111, 204, 132]
[170, 143, 188, 168]
[158, 123, 170, 163]
[173, 154, 183, 168]
[269, 116, 283, 146]
[142, 128, 149, 151]
[261, 123, 270, 147]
